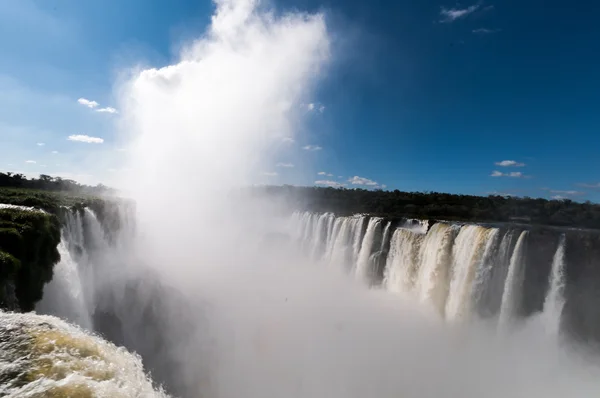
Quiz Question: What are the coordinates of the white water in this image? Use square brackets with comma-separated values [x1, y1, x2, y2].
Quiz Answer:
[355, 217, 382, 282]
[543, 234, 567, 335]
[415, 223, 457, 315]
[445, 226, 495, 321]
[384, 228, 424, 293]
[0, 311, 167, 397]
[498, 230, 529, 328]
[35, 239, 92, 330]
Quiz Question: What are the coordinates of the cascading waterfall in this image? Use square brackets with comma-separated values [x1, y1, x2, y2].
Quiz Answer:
[445, 226, 497, 321]
[291, 211, 579, 330]
[542, 233, 567, 335]
[355, 217, 382, 282]
[414, 223, 457, 315]
[498, 230, 529, 328]
[384, 228, 424, 293]
[35, 239, 92, 330]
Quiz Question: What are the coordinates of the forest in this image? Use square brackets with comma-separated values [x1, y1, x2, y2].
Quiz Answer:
[254, 185, 600, 230]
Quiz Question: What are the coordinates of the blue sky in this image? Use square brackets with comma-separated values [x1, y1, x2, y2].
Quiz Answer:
[1, 0, 599, 202]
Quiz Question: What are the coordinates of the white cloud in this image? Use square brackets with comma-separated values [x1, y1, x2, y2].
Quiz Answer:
[281, 137, 295, 144]
[36, 142, 45, 146]
[317, 171, 327, 175]
[25, 160, 36, 164]
[348, 175, 379, 186]
[306, 103, 325, 113]
[549, 189, 585, 196]
[495, 160, 525, 167]
[439, 4, 479, 22]
[67, 134, 104, 144]
[262, 171, 278, 177]
[96, 106, 118, 114]
[77, 98, 99, 109]
[338, 175, 343, 178]
[551, 195, 567, 200]
[487, 191, 514, 197]
[276, 162, 294, 168]
[490, 170, 528, 178]
[51, 150, 58, 154]
[315, 180, 346, 188]
[473, 28, 500, 34]
[303, 145, 322, 151]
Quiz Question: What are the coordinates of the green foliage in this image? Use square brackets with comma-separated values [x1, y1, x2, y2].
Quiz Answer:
[0, 251, 21, 279]
[0, 172, 116, 196]
[0, 208, 61, 311]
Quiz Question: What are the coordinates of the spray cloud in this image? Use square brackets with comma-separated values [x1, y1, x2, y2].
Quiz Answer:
[108, 0, 600, 397]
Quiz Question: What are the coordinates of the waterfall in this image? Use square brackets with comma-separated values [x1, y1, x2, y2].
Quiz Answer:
[37, 210, 92, 330]
[414, 223, 457, 315]
[380, 221, 392, 251]
[445, 226, 497, 321]
[384, 228, 424, 293]
[355, 217, 382, 282]
[498, 230, 529, 327]
[542, 234, 567, 335]
[470, 229, 501, 312]
[35, 239, 92, 330]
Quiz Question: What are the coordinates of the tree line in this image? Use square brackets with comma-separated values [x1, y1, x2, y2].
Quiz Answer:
[0, 172, 116, 196]
[254, 185, 600, 229]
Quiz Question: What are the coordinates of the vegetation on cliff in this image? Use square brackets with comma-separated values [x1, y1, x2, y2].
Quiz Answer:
[0, 208, 61, 311]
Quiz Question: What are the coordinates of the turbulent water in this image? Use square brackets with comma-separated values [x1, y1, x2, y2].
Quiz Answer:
[0, 312, 168, 397]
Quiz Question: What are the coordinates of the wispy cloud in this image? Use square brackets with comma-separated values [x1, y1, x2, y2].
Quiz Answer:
[96, 107, 118, 114]
[276, 162, 294, 168]
[306, 103, 325, 113]
[36, 142, 45, 146]
[78, 98, 118, 114]
[262, 171, 278, 177]
[77, 98, 99, 109]
[348, 175, 379, 186]
[281, 137, 295, 144]
[551, 195, 568, 200]
[439, 4, 480, 22]
[67, 134, 104, 144]
[490, 170, 529, 178]
[25, 160, 36, 164]
[318, 171, 333, 177]
[315, 180, 346, 188]
[495, 160, 525, 167]
[577, 182, 600, 189]
[51, 150, 58, 154]
[302, 145, 322, 151]
[549, 189, 585, 196]
[473, 28, 500, 34]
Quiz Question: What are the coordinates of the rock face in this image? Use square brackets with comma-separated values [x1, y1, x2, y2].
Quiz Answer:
[0, 206, 61, 312]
